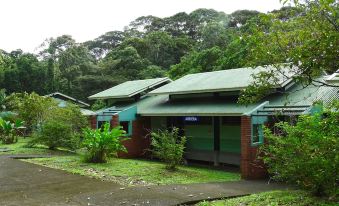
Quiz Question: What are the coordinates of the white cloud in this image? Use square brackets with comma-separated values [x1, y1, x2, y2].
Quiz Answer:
[0, 0, 283, 53]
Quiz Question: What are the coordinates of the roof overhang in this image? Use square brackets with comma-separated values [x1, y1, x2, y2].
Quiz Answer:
[88, 77, 171, 100]
[45, 92, 90, 107]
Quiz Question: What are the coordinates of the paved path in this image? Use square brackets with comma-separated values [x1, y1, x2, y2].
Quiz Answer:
[0, 156, 288, 206]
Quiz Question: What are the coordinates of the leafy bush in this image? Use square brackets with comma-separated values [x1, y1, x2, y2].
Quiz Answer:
[6, 92, 57, 132]
[260, 102, 339, 198]
[30, 104, 87, 150]
[82, 122, 127, 163]
[0, 118, 24, 144]
[32, 120, 77, 150]
[45, 104, 87, 133]
[151, 127, 186, 170]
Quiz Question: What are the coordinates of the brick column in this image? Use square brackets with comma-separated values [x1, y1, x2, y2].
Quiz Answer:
[241, 116, 267, 179]
[88, 115, 97, 129]
[110, 114, 119, 128]
[118, 117, 151, 158]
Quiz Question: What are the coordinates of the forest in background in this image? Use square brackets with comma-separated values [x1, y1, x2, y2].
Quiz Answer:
[0, 0, 338, 103]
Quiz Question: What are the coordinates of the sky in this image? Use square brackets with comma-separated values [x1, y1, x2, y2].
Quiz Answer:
[0, 0, 283, 53]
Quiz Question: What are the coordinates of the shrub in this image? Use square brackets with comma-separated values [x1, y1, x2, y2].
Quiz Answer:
[29, 104, 87, 150]
[260, 101, 339, 198]
[151, 127, 186, 170]
[32, 120, 77, 150]
[45, 104, 87, 133]
[6, 92, 57, 132]
[0, 118, 24, 144]
[82, 122, 127, 163]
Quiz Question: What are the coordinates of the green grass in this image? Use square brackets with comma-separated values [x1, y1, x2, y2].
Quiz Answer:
[0, 137, 73, 156]
[3, 137, 240, 186]
[196, 190, 337, 206]
[24, 155, 240, 186]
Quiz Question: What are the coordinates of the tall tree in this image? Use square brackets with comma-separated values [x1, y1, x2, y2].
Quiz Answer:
[84, 31, 125, 59]
[58, 45, 96, 95]
[239, 0, 339, 104]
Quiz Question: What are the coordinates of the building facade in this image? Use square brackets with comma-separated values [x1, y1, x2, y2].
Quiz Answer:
[88, 67, 338, 179]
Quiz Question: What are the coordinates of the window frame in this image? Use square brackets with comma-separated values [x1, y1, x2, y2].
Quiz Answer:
[120, 121, 132, 136]
[251, 123, 264, 146]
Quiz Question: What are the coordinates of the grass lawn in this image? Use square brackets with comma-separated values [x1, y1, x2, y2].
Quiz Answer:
[24, 155, 240, 186]
[3, 137, 240, 186]
[196, 190, 337, 206]
[0, 137, 72, 156]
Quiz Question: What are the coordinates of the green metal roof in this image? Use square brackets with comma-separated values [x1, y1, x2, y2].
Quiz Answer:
[149, 66, 294, 96]
[98, 85, 337, 117]
[95, 76, 337, 117]
[326, 72, 339, 84]
[129, 79, 337, 116]
[88, 77, 171, 100]
[266, 78, 339, 106]
[124, 95, 259, 116]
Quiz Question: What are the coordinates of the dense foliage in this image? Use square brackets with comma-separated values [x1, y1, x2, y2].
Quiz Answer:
[3, 91, 87, 149]
[151, 127, 186, 170]
[82, 122, 127, 163]
[6, 92, 57, 132]
[32, 120, 76, 150]
[260, 101, 339, 198]
[239, 0, 339, 103]
[30, 104, 87, 150]
[0, 8, 259, 101]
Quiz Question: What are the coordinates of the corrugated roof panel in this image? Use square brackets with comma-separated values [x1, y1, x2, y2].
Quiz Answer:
[149, 65, 294, 96]
[88, 77, 171, 100]
[266, 80, 339, 106]
[135, 95, 259, 116]
[98, 95, 258, 116]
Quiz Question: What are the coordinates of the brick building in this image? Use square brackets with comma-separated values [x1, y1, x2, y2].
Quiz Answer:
[88, 66, 338, 179]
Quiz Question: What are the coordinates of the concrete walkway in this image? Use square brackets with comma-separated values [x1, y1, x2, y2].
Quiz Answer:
[0, 156, 288, 206]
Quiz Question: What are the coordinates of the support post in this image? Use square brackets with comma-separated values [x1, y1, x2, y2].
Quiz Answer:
[213, 117, 220, 166]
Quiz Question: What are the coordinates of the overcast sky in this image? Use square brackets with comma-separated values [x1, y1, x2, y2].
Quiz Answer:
[0, 0, 283, 53]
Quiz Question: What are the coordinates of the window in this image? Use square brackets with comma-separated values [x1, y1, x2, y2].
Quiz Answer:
[97, 121, 107, 129]
[120, 121, 131, 135]
[252, 124, 263, 145]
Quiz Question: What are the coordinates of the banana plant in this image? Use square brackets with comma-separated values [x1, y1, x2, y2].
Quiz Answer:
[0, 118, 24, 144]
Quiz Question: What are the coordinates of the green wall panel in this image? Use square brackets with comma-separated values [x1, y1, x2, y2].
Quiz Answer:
[119, 106, 137, 121]
[185, 125, 214, 151]
[220, 125, 241, 153]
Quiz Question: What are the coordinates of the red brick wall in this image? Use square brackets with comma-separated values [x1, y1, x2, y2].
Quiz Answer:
[110, 114, 119, 128]
[117, 117, 151, 158]
[89, 115, 97, 129]
[241, 116, 267, 179]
